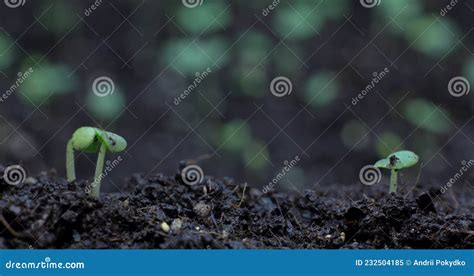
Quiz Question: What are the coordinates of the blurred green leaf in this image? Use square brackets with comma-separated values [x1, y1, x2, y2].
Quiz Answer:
[238, 70, 267, 98]
[0, 33, 15, 70]
[20, 64, 75, 105]
[219, 120, 252, 152]
[41, 1, 77, 35]
[237, 31, 271, 67]
[463, 57, 474, 107]
[273, 0, 349, 40]
[402, 99, 451, 134]
[86, 87, 126, 121]
[405, 17, 459, 58]
[304, 71, 339, 108]
[161, 37, 228, 74]
[463, 56, 474, 85]
[176, 2, 231, 34]
[273, 2, 323, 40]
[235, 31, 271, 97]
[376, 0, 422, 34]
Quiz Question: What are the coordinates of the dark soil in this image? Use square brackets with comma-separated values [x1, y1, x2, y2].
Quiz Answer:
[0, 164, 472, 249]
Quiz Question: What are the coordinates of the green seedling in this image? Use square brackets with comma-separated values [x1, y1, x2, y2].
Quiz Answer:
[66, 127, 127, 198]
[374, 150, 419, 194]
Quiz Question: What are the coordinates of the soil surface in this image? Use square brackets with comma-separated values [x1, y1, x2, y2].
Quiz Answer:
[0, 163, 472, 249]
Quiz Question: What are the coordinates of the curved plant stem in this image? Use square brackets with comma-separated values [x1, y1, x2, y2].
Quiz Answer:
[66, 139, 76, 182]
[389, 169, 398, 194]
[91, 143, 107, 198]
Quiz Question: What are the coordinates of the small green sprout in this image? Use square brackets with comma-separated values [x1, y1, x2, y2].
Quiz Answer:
[66, 127, 127, 198]
[374, 150, 419, 194]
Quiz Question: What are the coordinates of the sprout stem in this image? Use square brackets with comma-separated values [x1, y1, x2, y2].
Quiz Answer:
[91, 143, 107, 198]
[389, 169, 398, 194]
[66, 127, 126, 198]
[66, 139, 76, 182]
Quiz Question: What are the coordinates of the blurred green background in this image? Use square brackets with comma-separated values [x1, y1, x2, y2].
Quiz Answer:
[0, 0, 472, 194]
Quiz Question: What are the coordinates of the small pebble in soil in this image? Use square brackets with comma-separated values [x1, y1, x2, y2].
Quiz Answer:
[121, 199, 129, 208]
[73, 231, 81, 242]
[160, 222, 170, 233]
[24, 177, 37, 185]
[193, 201, 211, 217]
[9, 205, 21, 215]
[171, 219, 183, 232]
